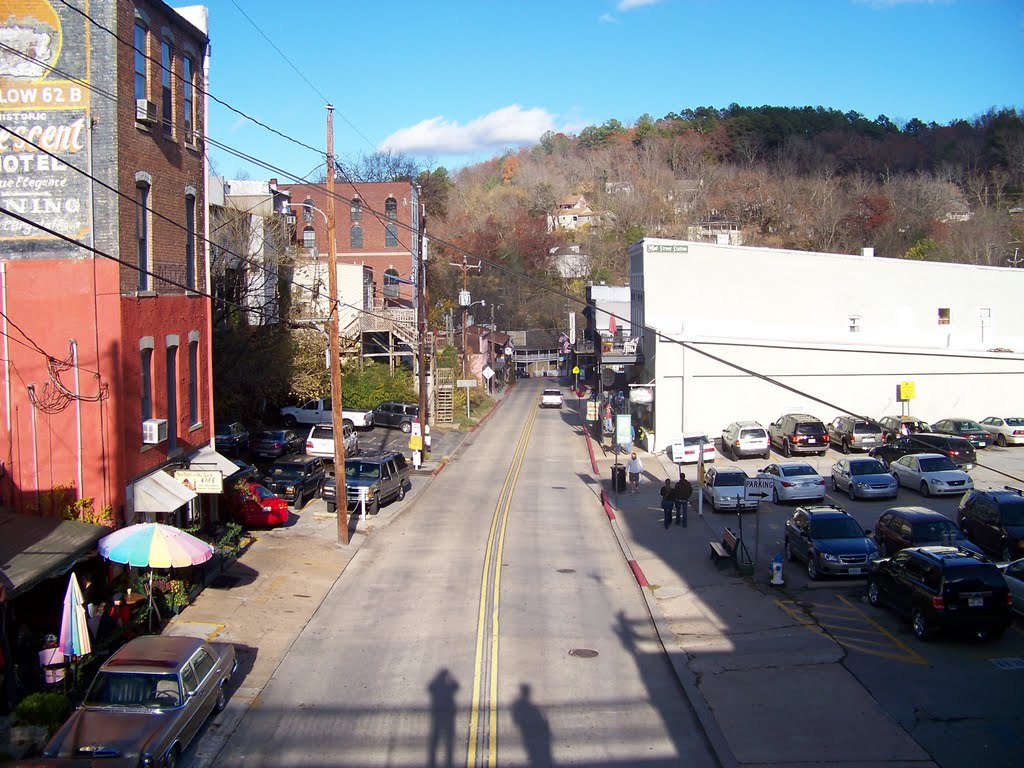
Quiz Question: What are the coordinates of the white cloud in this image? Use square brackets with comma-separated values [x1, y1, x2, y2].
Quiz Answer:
[599, 13, 617, 23]
[379, 105, 558, 155]
[617, 0, 663, 10]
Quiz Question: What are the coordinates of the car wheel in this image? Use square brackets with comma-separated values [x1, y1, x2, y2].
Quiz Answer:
[782, 440, 791, 458]
[912, 609, 931, 641]
[763, 451, 770, 460]
[369, 499, 380, 515]
[772, 487, 780, 504]
[283, 415, 297, 428]
[400, 421, 412, 434]
[920, 481, 930, 497]
[848, 483, 857, 500]
[784, 538, 796, 562]
[841, 440, 850, 454]
[165, 747, 180, 768]
[396, 483, 406, 501]
[293, 491, 304, 509]
[343, 419, 354, 430]
[214, 682, 227, 713]
[806, 555, 819, 581]
[867, 580, 882, 607]
[997, 434, 1007, 447]
[327, 501, 336, 514]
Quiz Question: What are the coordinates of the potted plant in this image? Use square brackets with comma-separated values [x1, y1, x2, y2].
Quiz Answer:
[163, 578, 190, 613]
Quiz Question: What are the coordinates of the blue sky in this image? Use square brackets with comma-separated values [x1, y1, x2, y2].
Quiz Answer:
[199, 0, 1024, 181]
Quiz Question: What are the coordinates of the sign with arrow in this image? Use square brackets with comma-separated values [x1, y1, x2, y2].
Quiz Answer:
[744, 477, 773, 501]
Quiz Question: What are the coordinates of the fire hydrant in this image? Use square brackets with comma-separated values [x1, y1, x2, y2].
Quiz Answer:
[770, 553, 785, 586]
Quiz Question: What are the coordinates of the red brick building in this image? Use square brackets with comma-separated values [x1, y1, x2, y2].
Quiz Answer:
[281, 181, 420, 307]
[0, 1, 222, 543]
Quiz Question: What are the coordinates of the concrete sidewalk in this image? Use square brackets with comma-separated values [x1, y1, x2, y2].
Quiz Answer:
[590, 434, 937, 768]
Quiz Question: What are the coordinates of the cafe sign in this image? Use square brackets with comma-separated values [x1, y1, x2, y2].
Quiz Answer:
[173, 470, 223, 494]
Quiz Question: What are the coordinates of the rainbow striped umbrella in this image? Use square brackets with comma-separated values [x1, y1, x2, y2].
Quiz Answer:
[59, 572, 91, 658]
[98, 522, 214, 569]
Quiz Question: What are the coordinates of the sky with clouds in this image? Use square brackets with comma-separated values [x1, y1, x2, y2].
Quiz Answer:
[200, 0, 1023, 180]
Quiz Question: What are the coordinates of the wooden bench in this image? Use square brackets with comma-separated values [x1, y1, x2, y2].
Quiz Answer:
[709, 527, 740, 569]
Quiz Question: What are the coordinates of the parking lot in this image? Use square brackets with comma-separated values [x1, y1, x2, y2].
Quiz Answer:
[695, 441, 1024, 768]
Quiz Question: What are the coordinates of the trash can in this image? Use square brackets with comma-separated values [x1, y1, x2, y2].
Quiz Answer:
[611, 465, 626, 492]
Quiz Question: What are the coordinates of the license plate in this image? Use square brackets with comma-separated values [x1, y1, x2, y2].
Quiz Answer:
[977, 442, 987, 448]
[806, 438, 817, 444]
[847, 568, 862, 575]
[968, 597, 983, 607]
[862, 437, 875, 443]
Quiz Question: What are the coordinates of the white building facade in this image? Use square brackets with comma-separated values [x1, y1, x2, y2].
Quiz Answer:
[629, 239, 1024, 451]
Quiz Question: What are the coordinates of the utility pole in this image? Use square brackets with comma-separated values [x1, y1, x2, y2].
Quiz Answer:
[326, 105, 349, 546]
[416, 189, 428, 462]
[449, 255, 481, 377]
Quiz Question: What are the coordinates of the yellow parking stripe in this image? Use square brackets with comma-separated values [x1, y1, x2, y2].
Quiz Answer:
[834, 594, 928, 665]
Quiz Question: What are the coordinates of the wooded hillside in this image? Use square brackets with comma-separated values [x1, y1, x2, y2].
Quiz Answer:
[426, 105, 1024, 332]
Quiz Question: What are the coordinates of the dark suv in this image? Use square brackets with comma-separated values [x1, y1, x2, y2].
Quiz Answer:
[214, 422, 250, 456]
[869, 433, 976, 470]
[957, 487, 1024, 562]
[372, 402, 419, 433]
[769, 413, 829, 457]
[827, 416, 884, 454]
[783, 504, 877, 580]
[261, 455, 326, 508]
[873, 506, 982, 558]
[877, 415, 930, 443]
[322, 450, 410, 515]
[867, 546, 1011, 641]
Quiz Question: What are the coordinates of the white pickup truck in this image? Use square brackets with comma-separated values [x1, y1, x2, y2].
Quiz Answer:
[280, 398, 373, 429]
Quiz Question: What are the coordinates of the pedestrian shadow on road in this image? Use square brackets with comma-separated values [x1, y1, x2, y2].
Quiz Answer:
[427, 667, 459, 768]
[512, 682, 552, 768]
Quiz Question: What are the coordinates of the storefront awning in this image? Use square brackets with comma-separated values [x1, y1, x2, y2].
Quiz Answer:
[132, 470, 198, 514]
[0, 512, 109, 602]
[188, 445, 239, 476]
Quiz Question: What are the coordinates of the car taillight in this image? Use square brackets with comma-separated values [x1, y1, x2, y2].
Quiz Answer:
[272, 442, 282, 448]
[931, 595, 945, 610]
[948, 450, 958, 457]
[1007, 593, 1014, 609]
[815, 478, 825, 485]
[822, 435, 830, 442]
[781, 481, 794, 487]
[789, 435, 799, 444]
[1014, 430, 1024, 436]
[306, 440, 314, 449]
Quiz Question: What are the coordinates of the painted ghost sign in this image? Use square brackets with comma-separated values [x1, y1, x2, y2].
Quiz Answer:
[0, 0, 91, 247]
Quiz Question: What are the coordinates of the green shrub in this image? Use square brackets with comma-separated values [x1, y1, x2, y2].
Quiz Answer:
[14, 691, 71, 734]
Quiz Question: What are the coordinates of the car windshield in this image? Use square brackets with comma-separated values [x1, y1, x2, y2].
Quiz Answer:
[267, 466, 302, 479]
[740, 429, 766, 439]
[999, 500, 1024, 525]
[918, 457, 957, 472]
[543, 390, 560, 396]
[714, 473, 747, 487]
[854, 422, 881, 434]
[85, 671, 181, 709]
[943, 565, 1006, 590]
[346, 462, 381, 480]
[850, 460, 887, 476]
[258, 431, 285, 441]
[781, 465, 817, 477]
[1004, 418, 1024, 427]
[795, 423, 825, 435]
[911, 520, 961, 540]
[955, 421, 982, 431]
[214, 424, 232, 436]
[809, 517, 864, 539]
[310, 426, 333, 439]
[683, 436, 709, 446]
[253, 485, 276, 501]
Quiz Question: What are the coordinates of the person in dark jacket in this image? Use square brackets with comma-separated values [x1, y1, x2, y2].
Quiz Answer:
[659, 479, 675, 530]
[673, 474, 693, 527]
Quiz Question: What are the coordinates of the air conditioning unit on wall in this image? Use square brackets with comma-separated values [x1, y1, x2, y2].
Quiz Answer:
[142, 418, 168, 444]
[136, 99, 156, 124]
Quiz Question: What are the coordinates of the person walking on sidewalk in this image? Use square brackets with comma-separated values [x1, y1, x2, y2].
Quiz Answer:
[624, 452, 644, 494]
[673, 473, 693, 527]
[660, 479, 675, 529]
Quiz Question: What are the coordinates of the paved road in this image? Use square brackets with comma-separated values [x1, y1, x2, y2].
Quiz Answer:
[208, 383, 717, 767]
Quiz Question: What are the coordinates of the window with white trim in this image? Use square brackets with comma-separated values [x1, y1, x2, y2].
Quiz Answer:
[141, 347, 153, 421]
[160, 40, 173, 134]
[134, 23, 148, 101]
[351, 224, 363, 248]
[136, 180, 151, 291]
[385, 223, 398, 248]
[166, 344, 178, 451]
[188, 338, 199, 426]
[303, 227, 316, 249]
[183, 56, 194, 143]
[185, 193, 196, 289]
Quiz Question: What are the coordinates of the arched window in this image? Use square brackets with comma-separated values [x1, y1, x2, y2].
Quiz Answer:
[350, 197, 361, 222]
[302, 227, 316, 249]
[303, 198, 314, 223]
[383, 268, 400, 298]
[385, 223, 398, 248]
[385, 196, 397, 220]
[351, 224, 363, 248]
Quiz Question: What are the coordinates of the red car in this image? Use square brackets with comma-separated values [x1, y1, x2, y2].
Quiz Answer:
[228, 480, 289, 526]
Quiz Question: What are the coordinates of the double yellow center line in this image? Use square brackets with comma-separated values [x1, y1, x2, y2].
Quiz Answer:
[465, 400, 539, 766]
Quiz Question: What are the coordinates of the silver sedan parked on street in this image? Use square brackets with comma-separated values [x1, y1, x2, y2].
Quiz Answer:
[831, 457, 898, 500]
[701, 466, 757, 512]
[757, 461, 827, 504]
[890, 453, 974, 497]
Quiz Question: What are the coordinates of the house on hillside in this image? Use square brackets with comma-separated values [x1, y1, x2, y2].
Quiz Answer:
[546, 195, 610, 233]
[549, 245, 591, 279]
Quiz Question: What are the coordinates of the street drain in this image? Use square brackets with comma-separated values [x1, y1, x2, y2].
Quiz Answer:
[569, 648, 598, 658]
[557, 568, 576, 574]
[552, 486, 567, 490]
